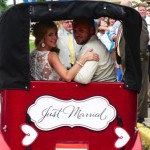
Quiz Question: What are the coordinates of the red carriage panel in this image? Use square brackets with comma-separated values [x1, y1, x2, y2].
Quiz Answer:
[1, 82, 138, 150]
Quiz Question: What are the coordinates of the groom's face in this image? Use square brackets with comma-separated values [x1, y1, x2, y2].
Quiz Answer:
[73, 21, 93, 45]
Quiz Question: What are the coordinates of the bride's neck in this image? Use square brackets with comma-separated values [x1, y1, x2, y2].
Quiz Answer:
[38, 45, 52, 51]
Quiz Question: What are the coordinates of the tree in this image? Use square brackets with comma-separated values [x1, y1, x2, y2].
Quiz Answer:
[0, 0, 7, 15]
[0, 0, 7, 9]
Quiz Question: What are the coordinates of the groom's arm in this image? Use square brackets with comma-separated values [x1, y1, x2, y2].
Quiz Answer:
[73, 60, 98, 84]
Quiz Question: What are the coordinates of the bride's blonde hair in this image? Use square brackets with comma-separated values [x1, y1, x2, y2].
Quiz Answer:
[31, 21, 57, 48]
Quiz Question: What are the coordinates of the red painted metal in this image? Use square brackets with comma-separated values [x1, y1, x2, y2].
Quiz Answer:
[0, 81, 138, 150]
[0, 130, 10, 150]
[131, 132, 142, 150]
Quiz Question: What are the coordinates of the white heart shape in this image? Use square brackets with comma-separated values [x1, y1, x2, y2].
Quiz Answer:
[115, 127, 130, 149]
[21, 124, 38, 146]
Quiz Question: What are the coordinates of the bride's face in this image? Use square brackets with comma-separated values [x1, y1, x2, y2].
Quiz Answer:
[44, 27, 58, 49]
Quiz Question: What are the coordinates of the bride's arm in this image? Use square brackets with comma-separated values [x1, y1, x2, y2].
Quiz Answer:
[49, 50, 99, 82]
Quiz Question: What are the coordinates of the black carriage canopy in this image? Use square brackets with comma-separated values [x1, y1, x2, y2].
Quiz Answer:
[0, 1, 142, 92]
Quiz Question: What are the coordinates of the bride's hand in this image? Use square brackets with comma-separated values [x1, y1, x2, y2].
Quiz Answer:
[83, 49, 99, 61]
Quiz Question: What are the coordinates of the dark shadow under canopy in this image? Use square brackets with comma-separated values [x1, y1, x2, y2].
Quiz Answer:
[0, 1, 142, 92]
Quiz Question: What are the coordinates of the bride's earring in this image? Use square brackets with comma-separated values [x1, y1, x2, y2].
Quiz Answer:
[41, 42, 45, 48]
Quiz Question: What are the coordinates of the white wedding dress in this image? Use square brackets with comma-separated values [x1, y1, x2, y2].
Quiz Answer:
[30, 50, 60, 81]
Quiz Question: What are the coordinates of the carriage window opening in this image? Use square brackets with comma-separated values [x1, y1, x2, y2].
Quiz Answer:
[29, 21, 35, 52]
[29, 19, 119, 82]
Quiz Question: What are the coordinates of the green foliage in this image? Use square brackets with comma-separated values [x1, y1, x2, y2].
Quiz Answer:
[0, 0, 7, 8]
[29, 40, 35, 52]
[0, 0, 9, 15]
